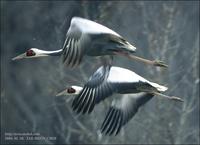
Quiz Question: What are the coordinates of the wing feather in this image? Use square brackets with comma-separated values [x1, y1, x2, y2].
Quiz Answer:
[62, 38, 71, 63]
[68, 39, 75, 66]
[61, 21, 84, 67]
[101, 93, 154, 135]
[72, 65, 114, 114]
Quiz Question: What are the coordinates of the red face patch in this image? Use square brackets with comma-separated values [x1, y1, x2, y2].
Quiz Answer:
[26, 49, 36, 56]
[67, 87, 76, 94]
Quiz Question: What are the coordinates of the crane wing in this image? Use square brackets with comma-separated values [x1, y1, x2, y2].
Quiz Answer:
[101, 93, 154, 135]
[62, 22, 84, 67]
[62, 16, 121, 67]
[71, 17, 121, 36]
[72, 65, 116, 114]
[89, 33, 136, 54]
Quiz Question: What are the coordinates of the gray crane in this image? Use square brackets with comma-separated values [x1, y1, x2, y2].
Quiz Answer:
[12, 17, 167, 68]
[56, 65, 183, 135]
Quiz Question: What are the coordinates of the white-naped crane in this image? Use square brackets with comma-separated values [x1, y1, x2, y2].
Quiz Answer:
[12, 17, 167, 68]
[56, 65, 183, 136]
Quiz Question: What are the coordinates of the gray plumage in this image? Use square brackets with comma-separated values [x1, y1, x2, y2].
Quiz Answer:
[61, 17, 136, 67]
[12, 17, 168, 68]
[101, 93, 154, 135]
[71, 65, 167, 135]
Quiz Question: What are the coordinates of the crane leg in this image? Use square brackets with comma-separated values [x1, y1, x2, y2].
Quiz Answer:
[115, 51, 168, 68]
[127, 54, 168, 68]
[153, 92, 184, 102]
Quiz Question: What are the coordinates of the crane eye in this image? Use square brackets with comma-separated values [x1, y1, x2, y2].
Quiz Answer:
[67, 87, 76, 94]
[26, 49, 36, 56]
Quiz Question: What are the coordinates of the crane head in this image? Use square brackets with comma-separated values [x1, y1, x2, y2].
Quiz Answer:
[56, 85, 83, 96]
[12, 48, 48, 60]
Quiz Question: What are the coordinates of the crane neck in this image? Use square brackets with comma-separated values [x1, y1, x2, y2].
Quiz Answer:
[37, 49, 63, 56]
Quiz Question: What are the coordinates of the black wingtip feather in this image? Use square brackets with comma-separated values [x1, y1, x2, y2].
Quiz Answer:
[109, 110, 120, 135]
[115, 110, 123, 135]
[106, 110, 118, 135]
[78, 89, 92, 114]
[72, 87, 88, 111]
[101, 107, 113, 132]
[88, 90, 96, 113]
[101, 107, 115, 134]
[82, 89, 93, 114]
[105, 110, 116, 135]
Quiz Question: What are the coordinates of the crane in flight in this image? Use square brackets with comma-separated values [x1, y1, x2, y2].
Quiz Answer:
[56, 65, 183, 135]
[12, 17, 167, 68]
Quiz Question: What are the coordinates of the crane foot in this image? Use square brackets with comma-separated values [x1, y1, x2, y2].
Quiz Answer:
[153, 60, 168, 68]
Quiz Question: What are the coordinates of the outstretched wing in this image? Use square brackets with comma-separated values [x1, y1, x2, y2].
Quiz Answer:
[72, 65, 115, 114]
[62, 20, 85, 67]
[101, 93, 154, 136]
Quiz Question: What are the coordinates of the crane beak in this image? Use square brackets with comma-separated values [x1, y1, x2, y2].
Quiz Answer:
[56, 89, 67, 97]
[12, 53, 26, 61]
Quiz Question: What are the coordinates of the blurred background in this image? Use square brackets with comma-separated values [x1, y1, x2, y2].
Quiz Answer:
[1, 1, 199, 144]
